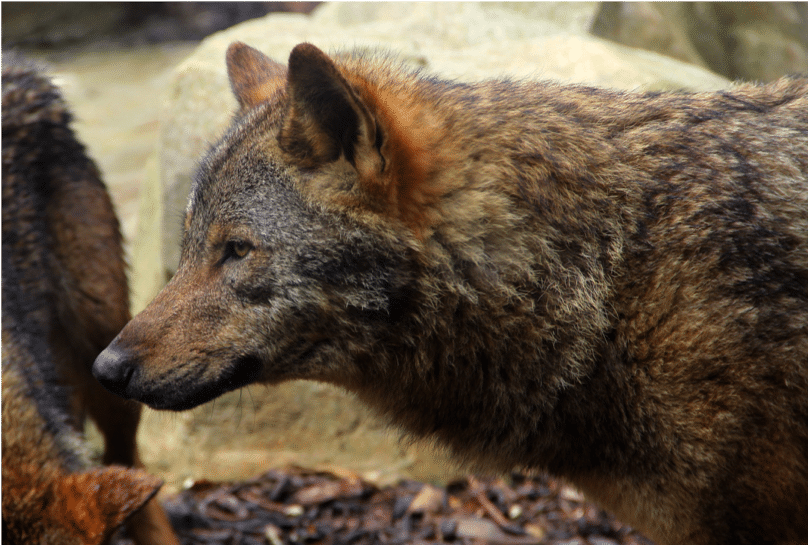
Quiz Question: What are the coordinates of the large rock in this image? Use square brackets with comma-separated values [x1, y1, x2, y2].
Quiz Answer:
[131, 2, 732, 492]
[591, 2, 808, 82]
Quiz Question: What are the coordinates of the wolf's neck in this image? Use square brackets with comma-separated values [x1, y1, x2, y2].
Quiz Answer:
[350, 228, 629, 473]
[341, 147, 635, 471]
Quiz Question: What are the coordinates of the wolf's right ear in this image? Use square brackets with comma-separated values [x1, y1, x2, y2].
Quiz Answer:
[278, 42, 380, 172]
[226, 42, 288, 110]
[279, 43, 452, 238]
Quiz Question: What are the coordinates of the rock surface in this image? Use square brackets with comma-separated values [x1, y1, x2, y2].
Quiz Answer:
[591, 2, 808, 82]
[127, 1, 737, 493]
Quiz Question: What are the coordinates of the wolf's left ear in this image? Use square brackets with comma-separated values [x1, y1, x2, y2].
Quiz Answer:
[279, 43, 382, 175]
[227, 41, 288, 110]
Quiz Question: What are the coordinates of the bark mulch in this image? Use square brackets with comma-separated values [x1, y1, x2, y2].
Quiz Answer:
[141, 466, 656, 545]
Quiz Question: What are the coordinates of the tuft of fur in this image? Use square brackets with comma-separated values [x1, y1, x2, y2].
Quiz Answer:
[2, 54, 179, 545]
[95, 43, 808, 545]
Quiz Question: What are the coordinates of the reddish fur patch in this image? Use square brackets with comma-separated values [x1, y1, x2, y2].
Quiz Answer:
[2, 462, 160, 545]
[349, 78, 454, 238]
[241, 79, 286, 109]
[50, 467, 161, 545]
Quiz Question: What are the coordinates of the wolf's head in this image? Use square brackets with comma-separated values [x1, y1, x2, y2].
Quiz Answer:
[92, 43, 453, 410]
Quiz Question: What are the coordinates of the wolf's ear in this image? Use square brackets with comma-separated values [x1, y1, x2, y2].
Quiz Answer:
[279, 43, 450, 238]
[279, 43, 381, 173]
[227, 41, 288, 110]
[50, 467, 162, 545]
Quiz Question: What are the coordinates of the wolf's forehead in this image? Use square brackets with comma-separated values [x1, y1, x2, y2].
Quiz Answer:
[187, 99, 286, 207]
[187, 129, 253, 214]
[186, 146, 310, 237]
[188, 138, 288, 218]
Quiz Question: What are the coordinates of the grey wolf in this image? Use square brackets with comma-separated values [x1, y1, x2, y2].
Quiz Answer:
[94, 42, 808, 545]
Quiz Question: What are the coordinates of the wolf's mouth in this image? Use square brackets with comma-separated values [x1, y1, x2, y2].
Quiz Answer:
[226, 354, 265, 390]
[139, 354, 264, 411]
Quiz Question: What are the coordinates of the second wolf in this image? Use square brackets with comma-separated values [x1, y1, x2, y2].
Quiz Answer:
[95, 43, 808, 544]
[2, 55, 179, 544]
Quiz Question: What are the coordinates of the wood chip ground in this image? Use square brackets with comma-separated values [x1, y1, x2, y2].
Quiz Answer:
[115, 467, 656, 545]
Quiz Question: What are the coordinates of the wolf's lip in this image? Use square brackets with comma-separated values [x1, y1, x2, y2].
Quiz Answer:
[226, 354, 265, 390]
[137, 354, 264, 411]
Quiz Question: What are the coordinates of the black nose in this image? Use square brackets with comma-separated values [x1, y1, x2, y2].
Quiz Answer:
[92, 344, 136, 398]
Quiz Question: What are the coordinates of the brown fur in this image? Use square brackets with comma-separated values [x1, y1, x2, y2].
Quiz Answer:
[2, 55, 179, 545]
[94, 43, 808, 545]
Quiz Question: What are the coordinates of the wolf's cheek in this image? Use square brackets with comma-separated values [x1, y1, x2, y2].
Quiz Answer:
[218, 254, 340, 380]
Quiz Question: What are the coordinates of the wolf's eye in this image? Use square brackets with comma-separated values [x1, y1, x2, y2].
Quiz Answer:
[225, 240, 252, 260]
